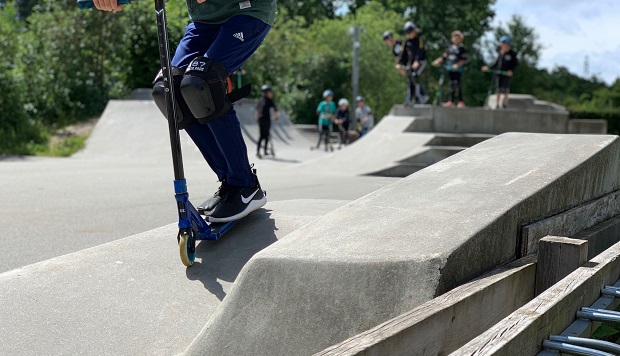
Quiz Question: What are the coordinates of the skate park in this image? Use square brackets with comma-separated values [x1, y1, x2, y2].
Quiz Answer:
[1, 91, 619, 355]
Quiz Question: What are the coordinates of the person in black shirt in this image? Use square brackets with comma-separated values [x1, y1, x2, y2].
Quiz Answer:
[482, 35, 519, 109]
[382, 31, 404, 65]
[255, 84, 279, 158]
[432, 30, 468, 107]
[398, 21, 429, 105]
[335, 98, 351, 149]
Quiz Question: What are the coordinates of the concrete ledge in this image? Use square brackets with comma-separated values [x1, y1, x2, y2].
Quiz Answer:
[0, 200, 348, 356]
[183, 133, 620, 356]
[431, 106, 569, 134]
[454, 240, 620, 355]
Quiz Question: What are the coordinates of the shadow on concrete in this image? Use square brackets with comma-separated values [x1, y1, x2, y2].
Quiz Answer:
[259, 156, 301, 164]
[185, 208, 278, 300]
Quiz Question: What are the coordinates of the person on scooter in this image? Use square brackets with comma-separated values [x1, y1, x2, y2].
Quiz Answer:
[398, 21, 429, 105]
[256, 84, 278, 159]
[482, 35, 518, 109]
[432, 30, 468, 107]
[92, 0, 275, 222]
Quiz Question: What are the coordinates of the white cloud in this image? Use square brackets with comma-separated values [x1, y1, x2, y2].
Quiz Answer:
[493, 0, 620, 84]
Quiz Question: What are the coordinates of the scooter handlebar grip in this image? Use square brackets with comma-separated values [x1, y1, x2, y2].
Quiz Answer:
[77, 0, 130, 9]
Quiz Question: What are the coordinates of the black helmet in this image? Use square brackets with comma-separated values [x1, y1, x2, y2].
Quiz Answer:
[260, 84, 272, 93]
[382, 30, 393, 40]
[403, 21, 416, 34]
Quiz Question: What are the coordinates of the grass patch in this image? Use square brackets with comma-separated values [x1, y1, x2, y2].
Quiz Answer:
[35, 134, 88, 157]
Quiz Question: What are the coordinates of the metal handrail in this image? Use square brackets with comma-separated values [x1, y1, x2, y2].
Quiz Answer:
[549, 335, 620, 353]
[601, 286, 620, 298]
[577, 310, 620, 323]
[543, 340, 615, 356]
[582, 307, 620, 317]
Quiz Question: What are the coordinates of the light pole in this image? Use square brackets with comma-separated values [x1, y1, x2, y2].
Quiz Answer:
[349, 26, 360, 113]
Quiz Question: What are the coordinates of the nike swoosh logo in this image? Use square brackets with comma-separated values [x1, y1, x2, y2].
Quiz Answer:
[241, 188, 260, 204]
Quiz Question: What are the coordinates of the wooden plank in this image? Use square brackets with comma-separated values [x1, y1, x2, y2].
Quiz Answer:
[314, 256, 536, 356]
[452, 240, 620, 356]
[535, 236, 588, 295]
[520, 190, 620, 257]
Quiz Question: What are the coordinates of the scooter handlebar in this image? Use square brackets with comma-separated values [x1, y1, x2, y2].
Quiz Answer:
[77, 0, 130, 10]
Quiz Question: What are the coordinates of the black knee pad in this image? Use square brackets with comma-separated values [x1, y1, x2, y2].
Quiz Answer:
[152, 67, 197, 130]
[180, 57, 232, 124]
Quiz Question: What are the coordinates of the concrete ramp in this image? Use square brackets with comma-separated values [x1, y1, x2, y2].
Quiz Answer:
[0, 200, 348, 356]
[183, 133, 620, 356]
[296, 115, 436, 176]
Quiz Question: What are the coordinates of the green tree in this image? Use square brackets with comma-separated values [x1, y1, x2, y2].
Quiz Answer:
[0, 1, 45, 153]
[490, 14, 542, 67]
[246, 2, 405, 124]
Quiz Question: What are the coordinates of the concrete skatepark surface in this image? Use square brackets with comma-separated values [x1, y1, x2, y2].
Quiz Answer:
[0, 99, 394, 273]
[1, 97, 618, 356]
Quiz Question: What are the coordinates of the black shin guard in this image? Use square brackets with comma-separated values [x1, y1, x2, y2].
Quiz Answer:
[152, 67, 197, 130]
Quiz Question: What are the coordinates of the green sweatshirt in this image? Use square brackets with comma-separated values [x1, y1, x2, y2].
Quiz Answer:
[186, 0, 276, 26]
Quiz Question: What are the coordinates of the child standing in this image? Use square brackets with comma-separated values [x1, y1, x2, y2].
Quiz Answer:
[335, 98, 351, 149]
[382, 30, 404, 66]
[255, 84, 278, 159]
[398, 21, 429, 105]
[482, 35, 518, 109]
[93, 0, 275, 223]
[355, 96, 374, 137]
[315, 90, 336, 151]
[432, 30, 468, 107]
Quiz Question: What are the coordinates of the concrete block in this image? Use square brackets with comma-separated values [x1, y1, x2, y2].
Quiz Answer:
[183, 133, 620, 356]
[431, 106, 570, 134]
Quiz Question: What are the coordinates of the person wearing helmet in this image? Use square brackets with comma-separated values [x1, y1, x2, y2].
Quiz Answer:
[355, 96, 374, 137]
[255, 85, 279, 159]
[335, 98, 351, 148]
[432, 30, 468, 107]
[482, 35, 518, 109]
[314, 90, 336, 151]
[398, 21, 429, 105]
[382, 30, 404, 64]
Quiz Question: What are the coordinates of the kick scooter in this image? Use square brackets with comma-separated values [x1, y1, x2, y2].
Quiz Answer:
[78, 0, 238, 267]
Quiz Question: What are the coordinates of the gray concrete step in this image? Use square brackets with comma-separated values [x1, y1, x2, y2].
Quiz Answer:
[182, 133, 620, 356]
[0, 199, 350, 356]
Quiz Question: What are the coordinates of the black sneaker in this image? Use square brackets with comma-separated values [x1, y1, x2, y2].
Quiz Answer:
[198, 180, 231, 216]
[207, 178, 266, 223]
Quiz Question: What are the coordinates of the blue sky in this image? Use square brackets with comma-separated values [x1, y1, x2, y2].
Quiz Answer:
[493, 0, 620, 85]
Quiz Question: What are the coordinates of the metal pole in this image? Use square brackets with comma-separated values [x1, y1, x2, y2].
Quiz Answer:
[351, 26, 360, 125]
[549, 335, 620, 354]
[154, 0, 184, 180]
[543, 341, 615, 356]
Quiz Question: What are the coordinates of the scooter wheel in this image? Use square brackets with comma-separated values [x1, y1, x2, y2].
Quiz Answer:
[178, 231, 195, 267]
